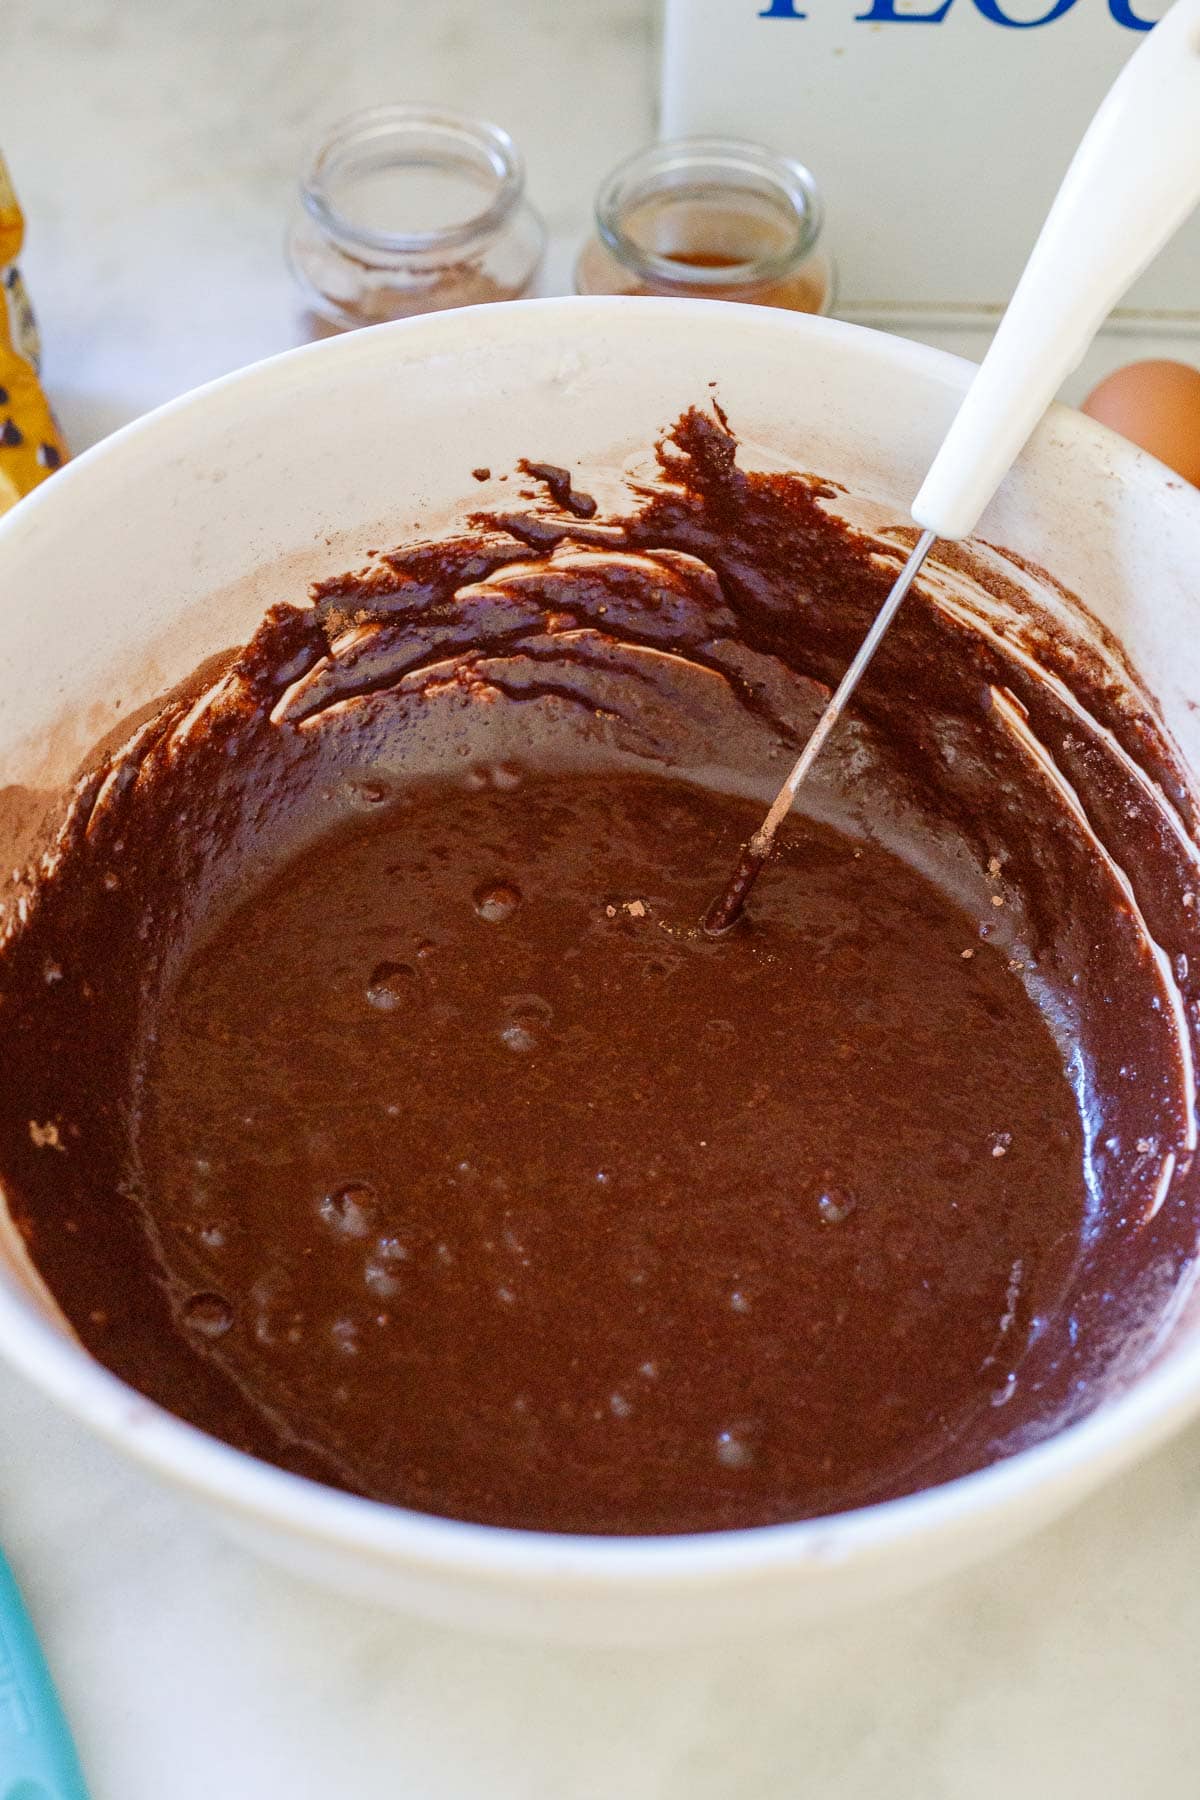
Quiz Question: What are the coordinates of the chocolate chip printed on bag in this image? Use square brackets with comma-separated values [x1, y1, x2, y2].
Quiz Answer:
[0, 151, 67, 516]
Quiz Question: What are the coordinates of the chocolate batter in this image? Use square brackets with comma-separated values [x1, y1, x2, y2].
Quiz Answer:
[0, 409, 1197, 1534]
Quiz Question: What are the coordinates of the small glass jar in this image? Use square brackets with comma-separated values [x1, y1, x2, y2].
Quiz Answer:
[576, 138, 833, 315]
[288, 106, 546, 335]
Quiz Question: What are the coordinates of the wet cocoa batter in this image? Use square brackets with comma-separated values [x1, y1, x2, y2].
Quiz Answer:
[1, 410, 1197, 1534]
[138, 776, 1085, 1530]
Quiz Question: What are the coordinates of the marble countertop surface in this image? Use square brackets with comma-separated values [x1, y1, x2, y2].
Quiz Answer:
[3, 3, 1200, 1795]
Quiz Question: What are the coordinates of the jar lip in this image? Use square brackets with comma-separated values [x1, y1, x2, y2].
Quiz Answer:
[301, 104, 527, 257]
[594, 136, 824, 291]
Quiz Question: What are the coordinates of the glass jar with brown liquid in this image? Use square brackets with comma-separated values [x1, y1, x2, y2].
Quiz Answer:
[576, 138, 833, 313]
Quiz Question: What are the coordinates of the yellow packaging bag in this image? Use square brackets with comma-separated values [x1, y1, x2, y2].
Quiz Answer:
[0, 153, 67, 516]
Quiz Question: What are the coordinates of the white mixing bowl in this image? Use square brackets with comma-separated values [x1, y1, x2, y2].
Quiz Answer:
[1, 297, 1199, 1646]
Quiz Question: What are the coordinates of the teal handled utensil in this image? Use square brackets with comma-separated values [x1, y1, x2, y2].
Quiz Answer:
[0, 1549, 89, 1800]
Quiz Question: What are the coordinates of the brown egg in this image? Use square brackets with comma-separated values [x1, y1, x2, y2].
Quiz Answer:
[1081, 360, 1200, 488]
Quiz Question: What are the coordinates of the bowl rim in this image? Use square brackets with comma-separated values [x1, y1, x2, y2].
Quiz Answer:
[3, 293, 1200, 1591]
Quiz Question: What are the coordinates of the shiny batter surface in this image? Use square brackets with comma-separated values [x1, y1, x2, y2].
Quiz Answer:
[136, 773, 1084, 1530]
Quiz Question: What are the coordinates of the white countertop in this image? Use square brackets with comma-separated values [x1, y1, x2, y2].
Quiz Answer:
[3, 3, 1200, 1796]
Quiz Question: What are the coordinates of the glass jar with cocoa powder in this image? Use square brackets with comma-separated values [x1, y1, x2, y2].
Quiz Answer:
[288, 106, 546, 335]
